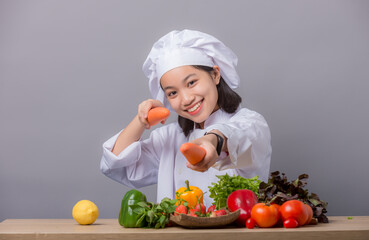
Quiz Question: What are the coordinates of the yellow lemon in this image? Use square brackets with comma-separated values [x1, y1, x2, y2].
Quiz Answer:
[72, 200, 99, 225]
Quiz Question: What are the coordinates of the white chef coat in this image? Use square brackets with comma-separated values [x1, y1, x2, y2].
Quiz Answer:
[100, 107, 272, 207]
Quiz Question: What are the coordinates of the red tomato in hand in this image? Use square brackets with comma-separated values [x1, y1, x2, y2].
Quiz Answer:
[251, 203, 280, 228]
[280, 200, 309, 226]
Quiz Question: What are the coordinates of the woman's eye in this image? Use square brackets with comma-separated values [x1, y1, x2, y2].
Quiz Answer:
[188, 80, 196, 86]
[168, 91, 177, 97]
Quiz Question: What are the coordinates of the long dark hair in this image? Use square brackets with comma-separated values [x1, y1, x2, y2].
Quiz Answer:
[178, 65, 242, 136]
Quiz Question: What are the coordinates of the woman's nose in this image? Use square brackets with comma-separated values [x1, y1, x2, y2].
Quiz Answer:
[181, 90, 195, 106]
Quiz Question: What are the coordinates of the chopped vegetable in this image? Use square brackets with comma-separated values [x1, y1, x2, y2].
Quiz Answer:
[208, 174, 261, 209]
[258, 171, 329, 223]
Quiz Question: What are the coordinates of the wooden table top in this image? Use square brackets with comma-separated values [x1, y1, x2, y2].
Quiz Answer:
[1, 216, 369, 240]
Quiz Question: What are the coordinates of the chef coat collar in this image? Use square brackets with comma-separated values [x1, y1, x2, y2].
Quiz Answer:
[193, 107, 237, 130]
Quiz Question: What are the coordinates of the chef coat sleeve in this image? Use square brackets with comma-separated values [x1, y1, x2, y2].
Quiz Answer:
[207, 108, 272, 176]
[100, 128, 164, 189]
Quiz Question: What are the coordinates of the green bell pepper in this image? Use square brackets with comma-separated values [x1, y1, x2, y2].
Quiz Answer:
[119, 189, 147, 227]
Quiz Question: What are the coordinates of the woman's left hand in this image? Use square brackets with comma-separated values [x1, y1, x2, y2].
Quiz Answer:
[186, 134, 219, 172]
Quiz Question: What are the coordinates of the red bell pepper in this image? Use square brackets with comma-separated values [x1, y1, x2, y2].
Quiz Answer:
[227, 189, 258, 226]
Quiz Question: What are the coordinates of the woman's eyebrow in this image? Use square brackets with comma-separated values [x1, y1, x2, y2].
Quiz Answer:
[182, 73, 197, 82]
[163, 73, 197, 91]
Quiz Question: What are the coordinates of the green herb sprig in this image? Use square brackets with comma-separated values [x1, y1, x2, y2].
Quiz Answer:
[130, 197, 177, 228]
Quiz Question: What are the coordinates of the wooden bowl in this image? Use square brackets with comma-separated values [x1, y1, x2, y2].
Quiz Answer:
[169, 209, 240, 228]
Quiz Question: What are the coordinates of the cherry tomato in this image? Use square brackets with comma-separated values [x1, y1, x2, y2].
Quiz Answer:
[246, 218, 256, 229]
[280, 200, 309, 226]
[251, 203, 280, 228]
[194, 203, 206, 214]
[215, 209, 227, 216]
[207, 205, 216, 213]
[188, 209, 198, 216]
[174, 204, 188, 216]
[283, 218, 299, 228]
[304, 204, 313, 225]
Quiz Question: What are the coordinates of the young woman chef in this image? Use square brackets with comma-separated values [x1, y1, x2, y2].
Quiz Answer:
[100, 29, 272, 207]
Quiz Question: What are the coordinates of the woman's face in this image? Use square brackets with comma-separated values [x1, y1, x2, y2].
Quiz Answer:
[160, 65, 221, 126]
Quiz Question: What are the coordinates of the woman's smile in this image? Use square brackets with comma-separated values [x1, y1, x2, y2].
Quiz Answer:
[186, 100, 203, 115]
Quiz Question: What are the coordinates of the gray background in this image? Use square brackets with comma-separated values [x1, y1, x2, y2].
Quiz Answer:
[1, 0, 369, 222]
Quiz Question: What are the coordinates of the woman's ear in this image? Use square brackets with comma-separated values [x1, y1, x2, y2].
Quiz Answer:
[212, 65, 221, 85]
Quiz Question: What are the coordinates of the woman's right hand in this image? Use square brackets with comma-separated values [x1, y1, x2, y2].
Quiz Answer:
[137, 99, 165, 129]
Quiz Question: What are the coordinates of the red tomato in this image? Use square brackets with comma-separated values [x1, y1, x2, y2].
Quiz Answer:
[174, 205, 188, 216]
[251, 203, 280, 228]
[194, 203, 206, 215]
[246, 218, 256, 229]
[206, 204, 216, 213]
[304, 204, 313, 225]
[280, 200, 309, 226]
[215, 209, 227, 216]
[227, 189, 258, 226]
[187, 209, 198, 217]
[271, 204, 283, 227]
[272, 203, 280, 211]
[283, 218, 299, 228]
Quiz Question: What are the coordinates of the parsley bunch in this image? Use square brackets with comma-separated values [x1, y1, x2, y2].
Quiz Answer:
[208, 174, 261, 210]
[130, 197, 177, 228]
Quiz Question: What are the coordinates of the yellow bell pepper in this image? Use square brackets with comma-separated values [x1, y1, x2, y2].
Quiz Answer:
[175, 180, 203, 209]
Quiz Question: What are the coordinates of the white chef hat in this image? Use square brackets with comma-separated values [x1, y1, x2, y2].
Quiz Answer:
[142, 29, 240, 110]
